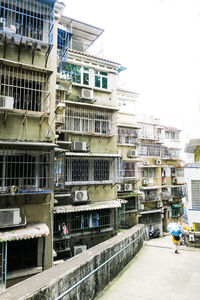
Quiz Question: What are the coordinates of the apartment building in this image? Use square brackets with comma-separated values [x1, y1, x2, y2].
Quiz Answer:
[184, 139, 200, 231]
[116, 88, 142, 228]
[53, 16, 123, 260]
[137, 117, 186, 235]
[0, 0, 66, 290]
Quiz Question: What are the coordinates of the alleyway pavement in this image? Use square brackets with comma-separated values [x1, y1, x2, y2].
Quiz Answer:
[95, 235, 200, 300]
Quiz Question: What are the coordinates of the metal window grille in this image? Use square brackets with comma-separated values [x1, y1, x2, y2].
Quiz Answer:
[0, 64, 49, 112]
[54, 209, 113, 236]
[0, 242, 7, 292]
[139, 212, 161, 224]
[65, 158, 112, 184]
[144, 191, 160, 202]
[191, 180, 200, 210]
[57, 29, 72, 73]
[0, 148, 53, 194]
[117, 128, 138, 144]
[118, 161, 140, 180]
[125, 197, 138, 211]
[139, 144, 168, 157]
[172, 207, 183, 217]
[171, 187, 186, 199]
[64, 105, 113, 135]
[0, 0, 55, 44]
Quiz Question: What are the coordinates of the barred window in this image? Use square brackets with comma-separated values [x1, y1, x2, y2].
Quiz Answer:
[64, 105, 113, 135]
[0, 64, 49, 112]
[191, 180, 200, 210]
[117, 128, 138, 145]
[0, 149, 53, 194]
[65, 158, 112, 184]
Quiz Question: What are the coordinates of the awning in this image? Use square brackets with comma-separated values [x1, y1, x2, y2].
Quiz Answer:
[65, 152, 121, 158]
[0, 141, 57, 148]
[117, 123, 141, 129]
[140, 209, 162, 215]
[140, 186, 161, 190]
[0, 223, 49, 242]
[172, 204, 183, 208]
[54, 200, 121, 214]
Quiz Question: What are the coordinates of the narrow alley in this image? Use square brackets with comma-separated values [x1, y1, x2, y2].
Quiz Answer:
[96, 235, 200, 300]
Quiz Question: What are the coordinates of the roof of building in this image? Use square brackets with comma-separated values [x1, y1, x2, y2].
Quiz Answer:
[117, 88, 139, 95]
[54, 200, 121, 214]
[0, 223, 49, 242]
[60, 15, 104, 50]
[185, 139, 200, 153]
[68, 49, 121, 66]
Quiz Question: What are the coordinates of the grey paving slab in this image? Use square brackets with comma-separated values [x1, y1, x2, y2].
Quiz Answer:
[95, 236, 200, 300]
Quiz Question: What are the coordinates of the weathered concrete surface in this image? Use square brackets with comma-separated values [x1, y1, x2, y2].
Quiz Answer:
[95, 235, 200, 300]
[0, 224, 145, 300]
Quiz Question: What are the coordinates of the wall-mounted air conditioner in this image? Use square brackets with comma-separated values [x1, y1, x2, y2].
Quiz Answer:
[155, 159, 161, 165]
[0, 96, 14, 109]
[74, 245, 87, 256]
[143, 179, 149, 185]
[0, 208, 21, 227]
[157, 202, 162, 208]
[127, 149, 137, 158]
[172, 178, 177, 184]
[148, 178, 154, 185]
[71, 141, 88, 152]
[72, 190, 88, 204]
[124, 183, 133, 191]
[81, 89, 93, 100]
[117, 184, 122, 192]
[139, 204, 144, 211]
[143, 161, 149, 165]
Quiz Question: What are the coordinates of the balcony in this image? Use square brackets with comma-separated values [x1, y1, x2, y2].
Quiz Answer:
[162, 191, 171, 201]
[0, 0, 55, 60]
[142, 193, 161, 202]
[0, 148, 53, 195]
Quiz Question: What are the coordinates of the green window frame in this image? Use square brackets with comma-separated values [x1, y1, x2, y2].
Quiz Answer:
[95, 71, 108, 89]
[65, 64, 89, 85]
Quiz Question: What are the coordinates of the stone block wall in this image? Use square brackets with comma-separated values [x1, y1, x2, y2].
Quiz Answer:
[0, 224, 145, 300]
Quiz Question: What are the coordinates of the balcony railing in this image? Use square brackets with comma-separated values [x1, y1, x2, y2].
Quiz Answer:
[143, 193, 161, 202]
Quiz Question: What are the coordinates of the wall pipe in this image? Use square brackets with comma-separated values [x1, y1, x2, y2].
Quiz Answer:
[55, 229, 145, 300]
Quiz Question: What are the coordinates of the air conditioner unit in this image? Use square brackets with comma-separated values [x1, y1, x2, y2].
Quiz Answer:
[74, 245, 87, 256]
[72, 190, 88, 204]
[81, 89, 93, 100]
[155, 159, 161, 165]
[157, 202, 162, 208]
[148, 178, 154, 185]
[0, 208, 21, 227]
[143, 161, 149, 165]
[143, 179, 149, 185]
[127, 149, 137, 158]
[139, 204, 144, 211]
[124, 183, 133, 191]
[71, 141, 88, 152]
[117, 184, 122, 192]
[173, 178, 177, 184]
[0, 96, 14, 109]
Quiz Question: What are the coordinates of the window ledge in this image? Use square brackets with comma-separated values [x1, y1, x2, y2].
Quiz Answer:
[0, 108, 46, 118]
[7, 267, 42, 280]
[93, 87, 112, 93]
[64, 180, 113, 186]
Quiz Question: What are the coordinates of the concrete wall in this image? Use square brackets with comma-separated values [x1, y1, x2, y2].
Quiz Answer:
[0, 224, 145, 300]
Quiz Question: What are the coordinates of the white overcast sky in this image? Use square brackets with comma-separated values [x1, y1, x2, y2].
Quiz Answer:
[63, 0, 200, 140]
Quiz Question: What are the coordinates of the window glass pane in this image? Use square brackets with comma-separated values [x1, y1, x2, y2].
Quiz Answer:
[76, 74, 81, 84]
[74, 118, 80, 131]
[95, 120, 101, 133]
[66, 64, 71, 72]
[102, 77, 107, 89]
[100, 72, 107, 76]
[95, 75, 100, 87]
[83, 73, 89, 85]
[84, 67, 89, 72]
[76, 66, 81, 74]
[72, 65, 76, 73]
[95, 70, 99, 75]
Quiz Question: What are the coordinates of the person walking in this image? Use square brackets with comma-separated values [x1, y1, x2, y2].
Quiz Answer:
[172, 235, 181, 253]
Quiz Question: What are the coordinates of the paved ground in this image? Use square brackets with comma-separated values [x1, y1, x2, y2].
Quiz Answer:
[95, 235, 200, 300]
